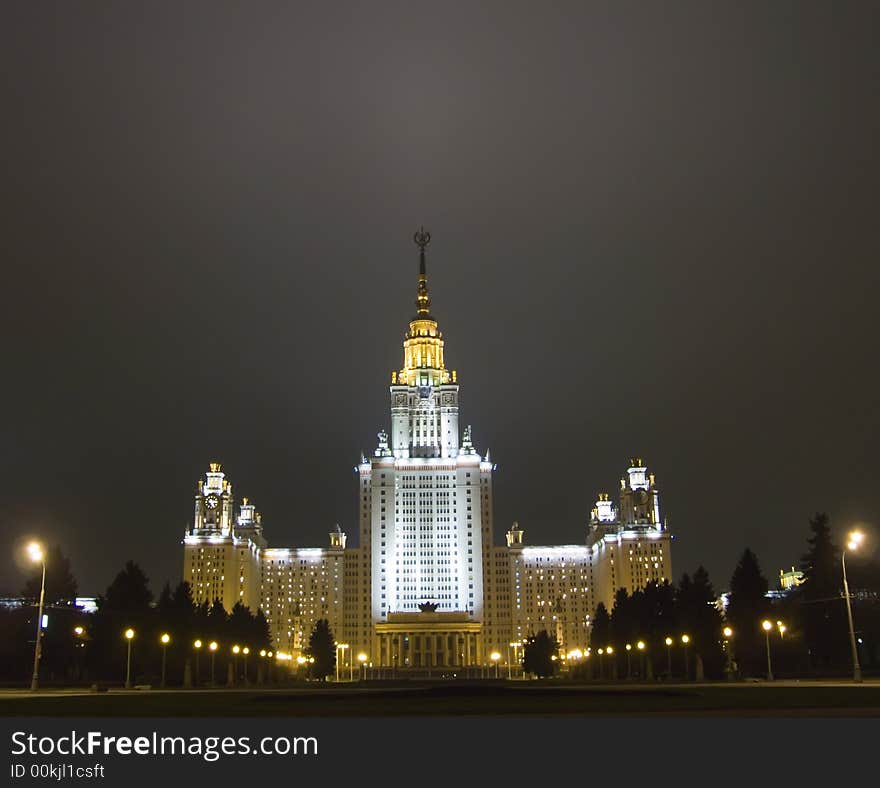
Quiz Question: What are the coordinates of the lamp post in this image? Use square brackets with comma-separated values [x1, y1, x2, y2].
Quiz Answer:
[625, 644, 632, 679]
[27, 542, 46, 692]
[232, 645, 240, 685]
[358, 652, 368, 680]
[124, 628, 135, 688]
[335, 643, 349, 681]
[606, 645, 613, 680]
[722, 627, 733, 679]
[664, 637, 673, 678]
[761, 620, 774, 680]
[243, 647, 250, 684]
[159, 633, 170, 688]
[636, 641, 646, 679]
[194, 640, 202, 686]
[681, 635, 690, 680]
[510, 641, 522, 679]
[490, 651, 501, 678]
[209, 641, 217, 686]
[843, 530, 864, 683]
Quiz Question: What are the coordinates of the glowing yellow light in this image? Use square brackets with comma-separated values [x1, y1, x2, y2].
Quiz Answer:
[259, 649, 267, 657]
[723, 627, 733, 638]
[243, 647, 249, 655]
[74, 626, 84, 636]
[296, 656, 306, 665]
[597, 648, 604, 655]
[490, 651, 501, 662]
[681, 635, 690, 644]
[124, 628, 135, 640]
[209, 641, 218, 652]
[606, 646, 614, 655]
[194, 639, 202, 649]
[358, 652, 368, 663]
[26, 542, 43, 563]
[637, 641, 645, 651]
[232, 645, 240, 654]
[665, 637, 673, 646]
[625, 643, 632, 651]
[762, 620, 772, 631]
[160, 633, 170, 645]
[267, 651, 273, 658]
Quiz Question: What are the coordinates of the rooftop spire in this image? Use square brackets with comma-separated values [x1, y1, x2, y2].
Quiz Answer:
[413, 226, 432, 316]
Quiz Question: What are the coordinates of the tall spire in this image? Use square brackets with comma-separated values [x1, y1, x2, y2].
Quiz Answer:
[413, 226, 432, 317]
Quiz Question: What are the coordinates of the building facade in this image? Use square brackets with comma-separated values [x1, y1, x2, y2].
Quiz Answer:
[181, 231, 674, 669]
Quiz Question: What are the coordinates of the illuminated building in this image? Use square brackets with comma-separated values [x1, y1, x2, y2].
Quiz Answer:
[180, 230, 675, 667]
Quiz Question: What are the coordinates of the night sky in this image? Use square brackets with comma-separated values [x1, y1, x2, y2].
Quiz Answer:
[2, 2, 878, 597]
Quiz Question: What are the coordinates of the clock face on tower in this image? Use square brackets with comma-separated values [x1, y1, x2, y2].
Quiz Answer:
[205, 494, 219, 510]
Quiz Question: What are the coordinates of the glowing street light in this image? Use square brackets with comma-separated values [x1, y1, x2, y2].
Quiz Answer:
[358, 651, 368, 680]
[761, 620, 774, 680]
[681, 635, 690, 680]
[843, 530, 864, 682]
[209, 641, 218, 686]
[27, 542, 46, 692]
[490, 650, 501, 678]
[74, 626, 84, 636]
[664, 636, 673, 677]
[242, 647, 250, 683]
[124, 628, 135, 688]
[193, 639, 202, 686]
[159, 633, 170, 687]
[625, 644, 633, 678]
[722, 627, 734, 678]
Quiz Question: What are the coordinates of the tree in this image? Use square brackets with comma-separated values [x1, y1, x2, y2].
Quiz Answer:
[103, 561, 153, 612]
[522, 629, 559, 678]
[590, 602, 611, 650]
[676, 566, 724, 678]
[725, 548, 770, 677]
[798, 512, 847, 669]
[21, 545, 78, 604]
[307, 619, 336, 681]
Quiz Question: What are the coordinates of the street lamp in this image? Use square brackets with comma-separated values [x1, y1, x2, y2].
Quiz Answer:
[194, 640, 202, 686]
[681, 635, 690, 680]
[243, 647, 250, 684]
[761, 620, 774, 680]
[209, 641, 218, 686]
[335, 643, 349, 681]
[159, 633, 170, 688]
[124, 628, 135, 688]
[625, 644, 632, 678]
[358, 652, 368, 680]
[509, 641, 522, 679]
[27, 542, 46, 692]
[490, 651, 501, 678]
[636, 641, 646, 678]
[232, 644, 240, 684]
[722, 627, 733, 678]
[664, 636, 673, 677]
[843, 530, 864, 683]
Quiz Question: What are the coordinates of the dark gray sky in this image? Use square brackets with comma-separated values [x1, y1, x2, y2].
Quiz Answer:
[2, 2, 878, 596]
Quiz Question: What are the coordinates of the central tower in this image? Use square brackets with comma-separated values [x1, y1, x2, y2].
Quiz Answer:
[354, 229, 496, 668]
[390, 227, 460, 459]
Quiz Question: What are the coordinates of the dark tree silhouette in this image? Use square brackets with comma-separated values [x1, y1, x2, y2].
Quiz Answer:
[522, 629, 559, 678]
[591, 602, 611, 650]
[676, 566, 724, 678]
[725, 548, 770, 676]
[798, 512, 847, 670]
[21, 545, 78, 604]
[103, 561, 153, 612]
[307, 619, 336, 681]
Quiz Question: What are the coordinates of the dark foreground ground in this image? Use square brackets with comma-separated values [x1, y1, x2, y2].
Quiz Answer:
[2, 680, 880, 716]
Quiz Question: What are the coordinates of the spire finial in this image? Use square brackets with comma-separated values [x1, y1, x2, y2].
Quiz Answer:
[413, 226, 432, 316]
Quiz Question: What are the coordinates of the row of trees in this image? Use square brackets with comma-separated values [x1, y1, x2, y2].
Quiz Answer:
[3, 560, 273, 686]
[521, 513, 879, 680]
